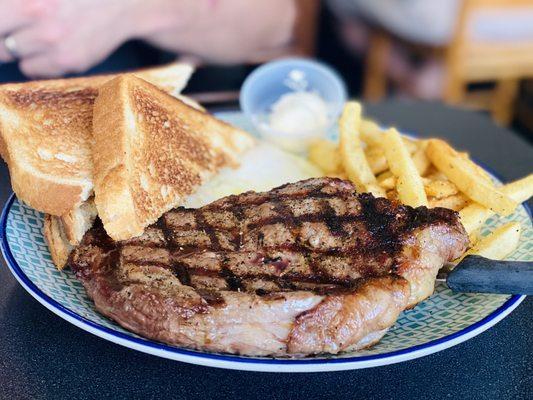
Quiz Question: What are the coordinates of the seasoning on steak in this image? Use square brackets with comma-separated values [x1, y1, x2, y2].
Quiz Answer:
[69, 178, 468, 356]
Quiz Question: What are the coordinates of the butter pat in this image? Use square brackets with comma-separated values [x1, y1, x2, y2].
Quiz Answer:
[260, 91, 330, 153]
[269, 92, 329, 135]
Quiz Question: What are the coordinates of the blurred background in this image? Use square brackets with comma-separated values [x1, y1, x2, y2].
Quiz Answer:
[0, 0, 531, 141]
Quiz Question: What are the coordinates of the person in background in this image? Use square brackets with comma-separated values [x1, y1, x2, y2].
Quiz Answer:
[327, 0, 461, 99]
[0, 0, 296, 78]
[327, 0, 533, 100]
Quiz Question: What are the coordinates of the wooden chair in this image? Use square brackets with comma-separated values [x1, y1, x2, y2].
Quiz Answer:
[364, 0, 533, 125]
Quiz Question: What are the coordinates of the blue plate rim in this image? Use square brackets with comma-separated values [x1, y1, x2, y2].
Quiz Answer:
[1, 108, 530, 368]
[1, 192, 529, 366]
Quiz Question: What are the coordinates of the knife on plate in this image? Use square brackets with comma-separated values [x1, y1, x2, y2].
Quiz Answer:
[436, 255, 533, 295]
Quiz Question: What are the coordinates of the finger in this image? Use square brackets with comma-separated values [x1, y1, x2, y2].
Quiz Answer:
[18, 54, 64, 78]
[1, 24, 64, 60]
[0, 0, 51, 36]
[0, 37, 15, 62]
[19, 47, 97, 78]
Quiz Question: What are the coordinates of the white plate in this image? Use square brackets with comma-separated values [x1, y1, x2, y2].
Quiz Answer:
[1, 111, 531, 372]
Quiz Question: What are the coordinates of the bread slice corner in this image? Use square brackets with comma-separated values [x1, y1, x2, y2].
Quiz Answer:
[59, 198, 98, 245]
[0, 62, 194, 216]
[43, 214, 74, 270]
[92, 75, 255, 241]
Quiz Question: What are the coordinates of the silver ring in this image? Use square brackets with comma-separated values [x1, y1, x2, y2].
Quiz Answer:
[4, 36, 19, 59]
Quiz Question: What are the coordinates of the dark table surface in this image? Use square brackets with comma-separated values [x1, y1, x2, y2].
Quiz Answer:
[0, 100, 531, 400]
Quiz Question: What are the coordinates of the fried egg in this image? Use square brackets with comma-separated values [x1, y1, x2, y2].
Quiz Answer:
[184, 142, 322, 208]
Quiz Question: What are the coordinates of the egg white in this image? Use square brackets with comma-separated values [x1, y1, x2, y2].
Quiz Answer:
[184, 142, 322, 208]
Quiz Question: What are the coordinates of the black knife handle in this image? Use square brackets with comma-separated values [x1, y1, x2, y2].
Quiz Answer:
[447, 255, 533, 295]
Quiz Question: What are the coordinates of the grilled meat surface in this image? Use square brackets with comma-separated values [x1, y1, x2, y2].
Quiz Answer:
[69, 178, 468, 356]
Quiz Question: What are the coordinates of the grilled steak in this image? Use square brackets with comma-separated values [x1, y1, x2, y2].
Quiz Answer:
[69, 178, 468, 356]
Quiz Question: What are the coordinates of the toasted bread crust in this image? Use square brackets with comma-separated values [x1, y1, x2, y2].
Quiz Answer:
[93, 77, 141, 239]
[0, 85, 95, 215]
[44, 198, 97, 269]
[60, 198, 98, 245]
[43, 215, 74, 270]
[0, 63, 193, 216]
[10, 165, 90, 216]
[92, 75, 255, 240]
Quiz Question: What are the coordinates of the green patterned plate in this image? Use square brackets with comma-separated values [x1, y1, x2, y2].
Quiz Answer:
[0, 111, 530, 372]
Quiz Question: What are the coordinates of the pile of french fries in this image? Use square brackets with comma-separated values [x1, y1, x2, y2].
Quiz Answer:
[308, 102, 533, 262]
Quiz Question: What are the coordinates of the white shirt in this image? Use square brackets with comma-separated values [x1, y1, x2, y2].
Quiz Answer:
[328, 0, 533, 46]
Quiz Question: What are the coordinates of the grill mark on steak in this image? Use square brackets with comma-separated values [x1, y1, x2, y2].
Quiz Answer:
[320, 199, 346, 236]
[69, 178, 469, 356]
[69, 177, 466, 293]
[268, 192, 324, 282]
[220, 265, 244, 291]
[172, 262, 192, 286]
[227, 195, 246, 250]
[86, 178, 464, 295]
[194, 210, 222, 250]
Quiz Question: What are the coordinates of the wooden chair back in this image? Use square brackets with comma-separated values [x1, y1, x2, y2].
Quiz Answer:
[445, 0, 533, 102]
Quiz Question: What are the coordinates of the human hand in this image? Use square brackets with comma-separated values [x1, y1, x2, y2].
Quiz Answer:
[0, 0, 141, 77]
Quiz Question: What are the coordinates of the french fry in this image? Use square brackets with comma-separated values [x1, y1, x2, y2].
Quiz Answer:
[386, 190, 399, 202]
[339, 102, 385, 197]
[460, 222, 521, 261]
[377, 171, 396, 190]
[412, 141, 431, 175]
[459, 151, 493, 184]
[360, 119, 384, 147]
[402, 137, 419, 155]
[459, 174, 533, 233]
[459, 203, 496, 234]
[360, 118, 418, 153]
[381, 128, 428, 207]
[308, 139, 342, 174]
[365, 147, 389, 175]
[424, 180, 459, 199]
[426, 139, 516, 216]
[425, 170, 448, 181]
[503, 173, 533, 202]
[429, 194, 468, 211]
[468, 229, 482, 246]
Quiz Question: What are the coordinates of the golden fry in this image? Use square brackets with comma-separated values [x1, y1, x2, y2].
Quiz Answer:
[386, 190, 399, 202]
[402, 137, 419, 154]
[503, 173, 533, 202]
[461, 222, 521, 261]
[459, 151, 493, 183]
[429, 194, 468, 211]
[308, 139, 342, 174]
[426, 139, 516, 216]
[360, 118, 417, 152]
[381, 128, 428, 207]
[459, 203, 494, 234]
[459, 174, 533, 233]
[377, 171, 396, 190]
[425, 170, 448, 181]
[412, 141, 431, 176]
[424, 179, 459, 199]
[360, 119, 384, 147]
[365, 147, 389, 175]
[468, 229, 482, 246]
[339, 102, 385, 197]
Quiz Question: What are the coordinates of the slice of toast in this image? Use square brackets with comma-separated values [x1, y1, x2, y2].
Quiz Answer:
[0, 63, 193, 216]
[92, 75, 255, 241]
[43, 198, 97, 269]
[43, 214, 74, 270]
[59, 198, 98, 245]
